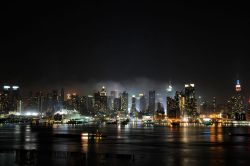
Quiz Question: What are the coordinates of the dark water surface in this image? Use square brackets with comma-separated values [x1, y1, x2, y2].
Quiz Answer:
[0, 124, 250, 166]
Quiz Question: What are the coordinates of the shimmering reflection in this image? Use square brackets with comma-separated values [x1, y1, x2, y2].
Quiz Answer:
[24, 125, 37, 150]
[81, 133, 89, 153]
[1, 124, 250, 166]
[210, 126, 223, 143]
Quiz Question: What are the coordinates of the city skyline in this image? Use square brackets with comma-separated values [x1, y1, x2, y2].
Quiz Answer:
[1, 1, 249, 103]
[0, 78, 247, 103]
[1, 2, 250, 165]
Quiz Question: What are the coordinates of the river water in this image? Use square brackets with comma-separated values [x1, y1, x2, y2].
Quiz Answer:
[0, 124, 250, 166]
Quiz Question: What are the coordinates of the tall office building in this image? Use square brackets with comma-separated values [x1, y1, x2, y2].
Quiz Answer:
[80, 96, 88, 115]
[156, 102, 165, 115]
[94, 86, 108, 115]
[0, 85, 21, 114]
[113, 98, 121, 112]
[167, 93, 181, 119]
[130, 95, 138, 117]
[121, 91, 128, 115]
[228, 79, 245, 120]
[38, 91, 43, 114]
[87, 95, 94, 115]
[148, 91, 155, 115]
[139, 93, 147, 114]
[184, 83, 197, 117]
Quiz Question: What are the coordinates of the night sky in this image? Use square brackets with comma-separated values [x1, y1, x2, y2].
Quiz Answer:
[1, 1, 249, 102]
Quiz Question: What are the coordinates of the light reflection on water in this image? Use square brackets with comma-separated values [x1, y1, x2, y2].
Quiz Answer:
[0, 124, 250, 166]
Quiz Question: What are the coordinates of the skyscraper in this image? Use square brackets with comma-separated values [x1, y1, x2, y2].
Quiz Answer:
[94, 86, 108, 115]
[113, 98, 121, 112]
[148, 91, 155, 115]
[184, 83, 197, 118]
[228, 79, 245, 120]
[121, 91, 128, 115]
[139, 93, 147, 114]
[156, 102, 165, 115]
[167, 92, 181, 119]
[130, 95, 138, 117]
[0, 85, 21, 114]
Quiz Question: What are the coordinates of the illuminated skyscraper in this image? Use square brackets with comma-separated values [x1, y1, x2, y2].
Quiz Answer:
[113, 98, 121, 112]
[130, 95, 138, 117]
[167, 91, 181, 118]
[94, 86, 108, 115]
[139, 93, 147, 114]
[148, 91, 155, 115]
[184, 83, 198, 118]
[0, 85, 21, 114]
[110, 90, 118, 110]
[121, 91, 128, 115]
[228, 79, 245, 120]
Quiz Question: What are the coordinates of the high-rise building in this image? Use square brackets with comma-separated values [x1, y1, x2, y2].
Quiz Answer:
[167, 92, 181, 119]
[139, 93, 147, 114]
[228, 79, 245, 120]
[130, 95, 138, 117]
[94, 86, 108, 115]
[113, 98, 121, 112]
[184, 83, 197, 117]
[38, 91, 43, 114]
[0, 85, 21, 114]
[148, 91, 155, 115]
[121, 91, 128, 115]
[156, 102, 165, 115]
[87, 95, 94, 115]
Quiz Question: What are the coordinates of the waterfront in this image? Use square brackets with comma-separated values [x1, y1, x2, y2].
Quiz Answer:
[0, 124, 250, 166]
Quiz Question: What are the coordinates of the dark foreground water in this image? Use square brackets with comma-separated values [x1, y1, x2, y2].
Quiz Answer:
[0, 124, 250, 166]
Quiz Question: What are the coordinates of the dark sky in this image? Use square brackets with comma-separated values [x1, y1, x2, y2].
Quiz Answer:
[0, 1, 249, 102]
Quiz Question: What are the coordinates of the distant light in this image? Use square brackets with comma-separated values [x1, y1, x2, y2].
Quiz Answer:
[203, 118, 211, 122]
[3, 86, 11, 90]
[132, 95, 135, 98]
[185, 84, 189, 88]
[190, 84, 195, 87]
[167, 85, 173, 92]
[12, 86, 19, 90]
[25, 112, 38, 116]
[182, 117, 189, 122]
[102, 86, 105, 89]
[139, 93, 144, 97]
